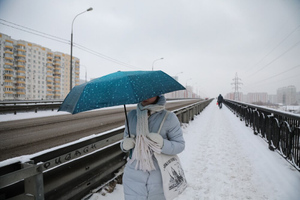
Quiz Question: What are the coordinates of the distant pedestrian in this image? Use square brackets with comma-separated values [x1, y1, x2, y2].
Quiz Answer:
[217, 94, 223, 109]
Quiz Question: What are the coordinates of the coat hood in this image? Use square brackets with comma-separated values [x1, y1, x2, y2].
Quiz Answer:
[156, 95, 166, 106]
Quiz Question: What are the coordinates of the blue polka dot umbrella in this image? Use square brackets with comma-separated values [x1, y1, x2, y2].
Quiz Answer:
[58, 70, 185, 114]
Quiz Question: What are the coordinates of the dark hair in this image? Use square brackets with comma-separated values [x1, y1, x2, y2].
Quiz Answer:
[152, 96, 160, 104]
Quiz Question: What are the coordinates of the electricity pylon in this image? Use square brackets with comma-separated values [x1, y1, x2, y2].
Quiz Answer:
[231, 73, 242, 101]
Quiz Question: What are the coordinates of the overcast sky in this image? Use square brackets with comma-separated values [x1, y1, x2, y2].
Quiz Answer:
[0, 0, 299, 98]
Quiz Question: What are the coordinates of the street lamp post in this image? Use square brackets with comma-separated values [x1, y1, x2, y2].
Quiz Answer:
[70, 7, 93, 91]
[151, 57, 164, 71]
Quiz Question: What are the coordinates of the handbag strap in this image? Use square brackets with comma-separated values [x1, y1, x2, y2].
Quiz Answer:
[157, 111, 170, 134]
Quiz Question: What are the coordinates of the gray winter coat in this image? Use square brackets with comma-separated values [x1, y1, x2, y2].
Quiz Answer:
[121, 96, 185, 200]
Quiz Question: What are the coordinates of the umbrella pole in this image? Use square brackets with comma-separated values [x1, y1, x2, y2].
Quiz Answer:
[123, 105, 131, 137]
[124, 104, 133, 159]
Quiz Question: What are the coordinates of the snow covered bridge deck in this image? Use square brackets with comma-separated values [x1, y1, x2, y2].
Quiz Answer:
[91, 100, 300, 200]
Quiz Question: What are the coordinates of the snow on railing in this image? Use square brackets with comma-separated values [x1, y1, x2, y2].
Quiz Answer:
[224, 99, 300, 171]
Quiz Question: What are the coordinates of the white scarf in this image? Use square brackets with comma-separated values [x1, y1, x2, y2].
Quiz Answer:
[129, 102, 165, 172]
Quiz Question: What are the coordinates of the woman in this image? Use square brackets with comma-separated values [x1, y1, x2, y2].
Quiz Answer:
[120, 95, 185, 200]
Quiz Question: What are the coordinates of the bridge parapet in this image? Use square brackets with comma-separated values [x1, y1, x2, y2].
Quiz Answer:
[224, 99, 300, 171]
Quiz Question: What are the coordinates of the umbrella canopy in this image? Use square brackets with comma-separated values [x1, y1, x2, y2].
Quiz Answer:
[58, 70, 185, 114]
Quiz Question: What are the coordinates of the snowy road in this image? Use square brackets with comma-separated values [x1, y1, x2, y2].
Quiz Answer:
[89, 100, 300, 200]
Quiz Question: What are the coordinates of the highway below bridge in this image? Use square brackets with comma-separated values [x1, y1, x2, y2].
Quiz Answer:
[0, 99, 200, 161]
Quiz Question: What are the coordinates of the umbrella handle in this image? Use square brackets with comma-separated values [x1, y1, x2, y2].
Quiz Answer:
[123, 105, 132, 158]
[123, 105, 131, 137]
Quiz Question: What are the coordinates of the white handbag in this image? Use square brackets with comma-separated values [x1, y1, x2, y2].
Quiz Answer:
[154, 111, 187, 200]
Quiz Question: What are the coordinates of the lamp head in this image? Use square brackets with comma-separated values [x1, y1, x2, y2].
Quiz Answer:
[87, 7, 93, 11]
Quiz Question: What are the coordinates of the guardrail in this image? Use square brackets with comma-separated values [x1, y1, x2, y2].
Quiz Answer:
[0, 100, 63, 115]
[0, 98, 198, 115]
[0, 99, 213, 200]
[223, 99, 300, 171]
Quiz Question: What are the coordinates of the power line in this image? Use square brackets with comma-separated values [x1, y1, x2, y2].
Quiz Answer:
[250, 64, 300, 85]
[267, 73, 300, 85]
[244, 24, 300, 75]
[243, 5, 300, 75]
[0, 21, 70, 45]
[243, 71, 300, 92]
[74, 43, 140, 70]
[0, 18, 140, 70]
[0, 18, 69, 43]
[247, 39, 300, 77]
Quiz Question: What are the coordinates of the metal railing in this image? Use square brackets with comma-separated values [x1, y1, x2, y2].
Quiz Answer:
[0, 98, 199, 115]
[224, 99, 300, 171]
[0, 100, 63, 114]
[0, 99, 213, 200]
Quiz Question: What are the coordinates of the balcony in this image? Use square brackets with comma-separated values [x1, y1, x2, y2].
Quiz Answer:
[16, 43, 26, 49]
[16, 70, 26, 73]
[15, 82, 26, 87]
[46, 79, 53, 83]
[4, 76, 14, 81]
[16, 87, 26, 94]
[17, 48, 26, 52]
[16, 71, 26, 77]
[4, 74, 13, 77]
[16, 65, 25, 69]
[16, 53, 26, 57]
[4, 79, 13, 83]
[16, 58, 26, 63]
[4, 62, 13, 66]
[5, 50, 13, 54]
[4, 46, 13, 51]
[54, 72, 61, 76]
[5, 56, 13, 61]
[4, 68, 14, 72]
[16, 92, 26, 95]
[16, 80, 26, 84]
[5, 40, 13, 49]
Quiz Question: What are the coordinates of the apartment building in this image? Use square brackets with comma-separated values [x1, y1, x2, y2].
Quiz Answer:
[247, 92, 268, 103]
[0, 33, 80, 101]
[277, 85, 297, 105]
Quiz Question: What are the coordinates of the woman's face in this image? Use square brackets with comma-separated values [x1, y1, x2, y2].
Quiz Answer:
[141, 96, 158, 106]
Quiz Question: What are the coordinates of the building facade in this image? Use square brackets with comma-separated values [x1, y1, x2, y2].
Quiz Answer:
[247, 92, 268, 103]
[277, 85, 297, 105]
[0, 33, 80, 101]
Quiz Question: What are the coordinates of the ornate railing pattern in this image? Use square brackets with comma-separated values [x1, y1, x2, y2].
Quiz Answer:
[224, 99, 300, 171]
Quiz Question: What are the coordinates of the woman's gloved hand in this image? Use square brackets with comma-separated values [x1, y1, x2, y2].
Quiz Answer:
[122, 136, 135, 151]
[147, 133, 164, 148]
